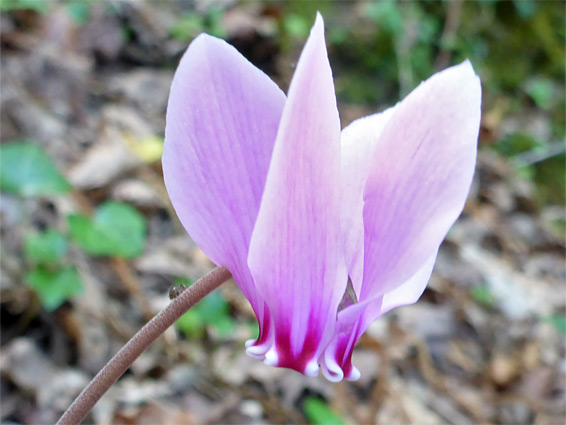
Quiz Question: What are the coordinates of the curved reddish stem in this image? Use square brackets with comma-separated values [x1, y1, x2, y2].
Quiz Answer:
[57, 266, 232, 425]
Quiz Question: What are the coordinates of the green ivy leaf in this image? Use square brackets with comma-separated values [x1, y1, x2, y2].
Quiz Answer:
[0, 142, 71, 196]
[24, 230, 68, 264]
[303, 397, 345, 425]
[25, 265, 84, 310]
[68, 202, 146, 258]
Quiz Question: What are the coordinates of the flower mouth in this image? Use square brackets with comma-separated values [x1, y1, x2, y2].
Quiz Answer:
[338, 276, 358, 313]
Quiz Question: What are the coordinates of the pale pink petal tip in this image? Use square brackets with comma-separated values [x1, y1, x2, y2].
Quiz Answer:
[264, 348, 278, 366]
[245, 339, 271, 360]
[305, 361, 320, 378]
[345, 366, 361, 382]
[320, 355, 344, 382]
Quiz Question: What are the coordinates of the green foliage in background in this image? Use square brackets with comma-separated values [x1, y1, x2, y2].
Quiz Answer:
[170, 6, 226, 41]
[303, 397, 345, 425]
[0, 0, 98, 24]
[470, 283, 497, 308]
[23, 229, 83, 311]
[0, 142, 71, 196]
[0, 141, 86, 309]
[25, 265, 83, 311]
[278, 0, 565, 207]
[0, 0, 48, 13]
[24, 229, 68, 264]
[0, 141, 147, 308]
[283, 13, 311, 39]
[68, 201, 147, 258]
[176, 286, 235, 339]
[64, 0, 97, 26]
[545, 314, 566, 336]
[247, 320, 260, 341]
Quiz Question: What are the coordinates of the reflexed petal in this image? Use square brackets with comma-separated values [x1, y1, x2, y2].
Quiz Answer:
[321, 254, 436, 380]
[162, 34, 286, 325]
[320, 300, 371, 382]
[340, 108, 396, 296]
[361, 61, 481, 300]
[248, 14, 347, 375]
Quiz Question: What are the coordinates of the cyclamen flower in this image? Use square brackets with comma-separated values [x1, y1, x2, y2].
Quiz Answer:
[163, 14, 481, 382]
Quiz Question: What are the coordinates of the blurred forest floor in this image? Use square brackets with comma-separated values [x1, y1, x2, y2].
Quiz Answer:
[0, 1, 565, 424]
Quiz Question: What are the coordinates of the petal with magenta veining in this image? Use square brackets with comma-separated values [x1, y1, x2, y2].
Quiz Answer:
[361, 61, 481, 301]
[248, 14, 347, 375]
[162, 34, 286, 328]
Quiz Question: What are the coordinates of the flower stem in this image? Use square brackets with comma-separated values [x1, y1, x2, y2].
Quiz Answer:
[57, 266, 232, 425]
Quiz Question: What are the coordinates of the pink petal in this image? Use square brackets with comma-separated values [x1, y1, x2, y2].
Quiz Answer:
[247, 14, 347, 376]
[320, 300, 371, 382]
[321, 254, 436, 381]
[162, 34, 286, 329]
[322, 62, 481, 381]
[380, 253, 437, 314]
[361, 61, 481, 301]
[340, 108, 396, 297]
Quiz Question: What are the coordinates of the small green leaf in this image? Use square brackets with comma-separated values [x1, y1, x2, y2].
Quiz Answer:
[513, 0, 538, 19]
[0, 0, 48, 13]
[176, 310, 205, 339]
[170, 7, 226, 41]
[24, 230, 68, 264]
[303, 397, 345, 425]
[495, 132, 544, 158]
[544, 314, 566, 336]
[196, 291, 234, 336]
[284, 14, 311, 38]
[364, 1, 403, 35]
[25, 265, 83, 310]
[524, 77, 555, 110]
[175, 290, 234, 338]
[211, 315, 236, 337]
[0, 142, 71, 196]
[204, 6, 227, 39]
[470, 284, 496, 307]
[175, 277, 194, 287]
[68, 201, 146, 258]
[170, 12, 204, 41]
[65, 0, 94, 25]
